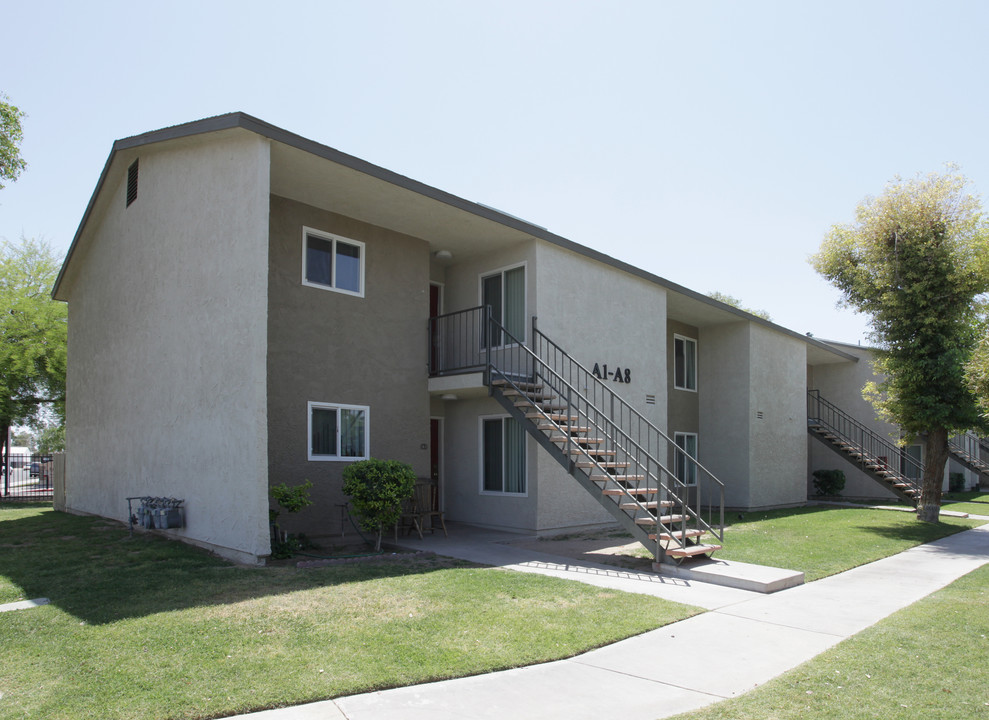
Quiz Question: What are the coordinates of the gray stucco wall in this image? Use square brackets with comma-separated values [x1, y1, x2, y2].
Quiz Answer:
[266, 196, 432, 538]
[746, 324, 808, 508]
[61, 132, 272, 563]
[809, 345, 900, 499]
[699, 322, 808, 509]
[699, 322, 752, 507]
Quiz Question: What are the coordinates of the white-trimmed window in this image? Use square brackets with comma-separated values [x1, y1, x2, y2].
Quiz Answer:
[302, 227, 365, 297]
[480, 414, 527, 494]
[308, 402, 368, 461]
[481, 264, 526, 346]
[674, 335, 697, 391]
[674, 432, 698, 486]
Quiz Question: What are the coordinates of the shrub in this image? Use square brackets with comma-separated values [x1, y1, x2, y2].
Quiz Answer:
[949, 472, 966, 493]
[271, 480, 314, 514]
[269, 480, 314, 558]
[342, 459, 417, 551]
[812, 469, 846, 496]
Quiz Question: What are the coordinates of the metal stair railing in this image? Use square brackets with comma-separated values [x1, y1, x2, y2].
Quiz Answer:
[948, 435, 989, 477]
[807, 390, 923, 494]
[484, 312, 724, 560]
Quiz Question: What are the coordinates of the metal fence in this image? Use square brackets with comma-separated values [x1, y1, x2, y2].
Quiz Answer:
[1, 454, 57, 501]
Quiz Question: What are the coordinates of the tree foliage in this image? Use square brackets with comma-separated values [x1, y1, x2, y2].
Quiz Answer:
[811, 168, 989, 521]
[0, 93, 26, 189]
[0, 238, 67, 470]
[707, 291, 772, 320]
[342, 459, 416, 551]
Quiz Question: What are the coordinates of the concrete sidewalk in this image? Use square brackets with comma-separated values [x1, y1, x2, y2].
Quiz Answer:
[239, 522, 989, 720]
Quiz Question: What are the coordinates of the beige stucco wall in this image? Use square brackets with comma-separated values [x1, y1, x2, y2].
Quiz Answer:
[61, 132, 272, 563]
[432, 240, 671, 533]
[266, 196, 432, 537]
[532, 242, 669, 531]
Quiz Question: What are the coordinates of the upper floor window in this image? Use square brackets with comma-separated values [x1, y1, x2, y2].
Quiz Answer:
[481, 264, 525, 345]
[309, 401, 368, 461]
[303, 227, 365, 297]
[674, 335, 697, 391]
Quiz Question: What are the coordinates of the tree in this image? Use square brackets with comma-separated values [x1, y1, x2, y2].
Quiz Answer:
[0, 94, 26, 189]
[707, 291, 772, 320]
[0, 238, 67, 475]
[36, 424, 65, 454]
[811, 168, 989, 522]
[342, 459, 416, 551]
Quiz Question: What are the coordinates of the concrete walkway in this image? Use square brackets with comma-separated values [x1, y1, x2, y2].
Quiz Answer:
[238, 521, 989, 720]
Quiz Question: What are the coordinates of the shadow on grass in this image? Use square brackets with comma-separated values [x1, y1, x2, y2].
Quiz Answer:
[0, 507, 466, 626]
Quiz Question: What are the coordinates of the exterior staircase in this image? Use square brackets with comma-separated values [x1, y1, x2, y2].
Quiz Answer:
[948, 436, 989, 482]
[483, 316, 724, 565]
[807, 390, 921, 504]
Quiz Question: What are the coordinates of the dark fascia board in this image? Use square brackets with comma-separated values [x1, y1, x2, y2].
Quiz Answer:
[50, 112, 859, 362]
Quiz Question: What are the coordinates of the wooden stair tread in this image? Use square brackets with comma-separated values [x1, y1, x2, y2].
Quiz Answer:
[618, 500, 674, 510]
[649, 529, 705, 541]
[635, 514, 687, 526]
[667, 544, 722, 558]
[601, 486, 657, 495]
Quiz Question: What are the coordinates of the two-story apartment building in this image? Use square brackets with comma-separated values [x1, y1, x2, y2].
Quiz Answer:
[56, 113, 959, 565]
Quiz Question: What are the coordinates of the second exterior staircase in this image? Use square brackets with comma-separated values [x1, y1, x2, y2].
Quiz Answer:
[481, 314, 725, 565]
[948, 436, 989, 482]
[807, 390, 922, 504]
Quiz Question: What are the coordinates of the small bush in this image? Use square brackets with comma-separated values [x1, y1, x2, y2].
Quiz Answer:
[271, 480, 314, 514]
[342, 459, 417, 551]
[949, 472, 966, 493]
[812, 469, 846, 496]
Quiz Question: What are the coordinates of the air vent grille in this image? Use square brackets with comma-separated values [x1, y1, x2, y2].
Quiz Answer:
[126, 159, 139, 207]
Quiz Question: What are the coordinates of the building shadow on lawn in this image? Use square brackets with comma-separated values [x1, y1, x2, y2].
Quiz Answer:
[0, 509, 468, 626]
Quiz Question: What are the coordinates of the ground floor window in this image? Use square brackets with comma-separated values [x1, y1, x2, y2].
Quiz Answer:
[674, 432, 698, 486]
[481, 415, 526, 494]
[309, 401, 368, 460]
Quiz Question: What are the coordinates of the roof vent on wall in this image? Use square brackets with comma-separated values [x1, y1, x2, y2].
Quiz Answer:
[126, 159, 139, 207]
[645, 394, 656, 405]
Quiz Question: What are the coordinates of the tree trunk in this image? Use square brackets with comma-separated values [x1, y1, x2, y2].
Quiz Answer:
[917, 427, 949, 523]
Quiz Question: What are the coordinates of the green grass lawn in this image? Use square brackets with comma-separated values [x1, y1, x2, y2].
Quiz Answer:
[942, 490, 989, 517]
[712, 506, 984, 581]
[669, 562, 989, 720]
[0, 504, 699, 720]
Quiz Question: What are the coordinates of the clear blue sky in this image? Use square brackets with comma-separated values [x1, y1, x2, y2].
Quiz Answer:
[4, 0, 988, 344]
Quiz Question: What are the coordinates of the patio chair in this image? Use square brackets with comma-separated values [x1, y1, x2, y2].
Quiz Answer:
[398, 482, 447, 540]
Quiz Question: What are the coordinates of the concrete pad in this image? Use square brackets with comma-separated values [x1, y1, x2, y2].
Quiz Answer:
[0, 597, 49, 613]
[395, 526, 761, 610]
[654, 557, 805, 593]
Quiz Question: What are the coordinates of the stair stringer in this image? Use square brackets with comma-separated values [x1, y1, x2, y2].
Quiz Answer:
[489, 388, 657, 546]
[489, 380, 717, 562]
[808, 424, 920, 504]
[947, 439, 989, 483]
